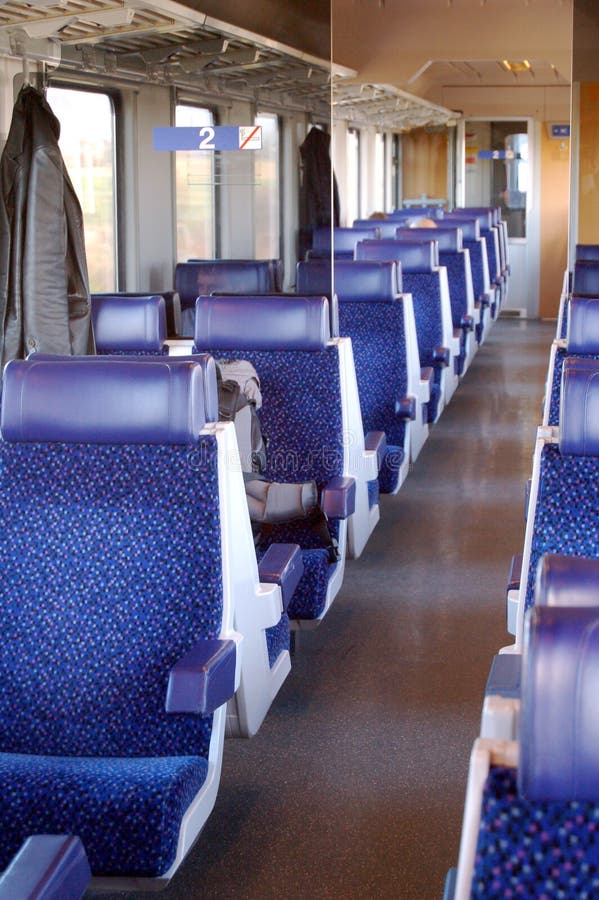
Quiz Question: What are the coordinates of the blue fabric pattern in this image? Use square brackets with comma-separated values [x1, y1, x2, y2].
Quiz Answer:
[463, 240, 486, 302]
[471, 766, 599, 899]
[378, 444, 404, 494]
[0, 436, 223, 875]
[548, 348, 599, 427]
[265, 613, 290, 668]
[197, 345, 344, 620]
[367, 478, 379, 509]
[100, 348, 168, 356]
[0, 754, 207, 876]
[525, 444, 599, 608]
[403, 272, 445, 422]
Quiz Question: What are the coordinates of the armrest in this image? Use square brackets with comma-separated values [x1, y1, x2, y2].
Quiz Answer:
[395, 397, 416, 421]
[432, 345, 450, 368]
[485, 653, 521, 699]
[166, 638, 237, 715]
[365, 430, 387, 468]
[420, 366, 433, 385]
[258, 543, 303, 612]
[0, 835, 91, 900]
[478, 293, 490, 307]
[320, 476, 356, 519]
[507, 553, 522, 595]
[460, 314, 474, 332]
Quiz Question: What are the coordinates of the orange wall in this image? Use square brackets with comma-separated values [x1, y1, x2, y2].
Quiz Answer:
[578, 82, 599, 243]
[539, 125, 570, 318]
[402, 130, 448, 204]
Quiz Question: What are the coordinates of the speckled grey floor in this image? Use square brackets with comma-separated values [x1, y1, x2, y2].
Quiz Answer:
[89, 318, 556, 900]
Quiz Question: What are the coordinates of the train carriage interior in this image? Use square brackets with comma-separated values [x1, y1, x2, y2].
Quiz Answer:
[2, 0, 599, 898]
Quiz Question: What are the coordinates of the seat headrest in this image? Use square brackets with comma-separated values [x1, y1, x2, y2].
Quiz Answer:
[91, 294, 166, 352]
[353, 219, 401, 239]
[559, 357, 599, 455]
[536, 554, 599, 608]
[92, 291, 182, 339]
[388, 233, 440, 266]
[576, 244, 599, 262]
[312, 226, 379, 253]
[356, 239, 436, 273]
[425, 225, 463, 253]
[297, 259, 400, 302]
[26, 353, 219, 423]
[452, 208, 492, 231]
[1, 358, 209, 443]
[194, 295, 331, 351]
[519, 605, 599, 801]
[441, 216, 480, 241]
[174, 260, 273, 307]
[567, 297, 599, 353]
[573, 260, 599, 297]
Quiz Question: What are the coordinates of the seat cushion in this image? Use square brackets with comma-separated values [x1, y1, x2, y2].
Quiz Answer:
[471, 766, 599, 897]
[0, 752, 208, 877]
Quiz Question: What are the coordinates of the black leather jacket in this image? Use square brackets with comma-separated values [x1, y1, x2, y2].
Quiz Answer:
[0, 85, 93, 366]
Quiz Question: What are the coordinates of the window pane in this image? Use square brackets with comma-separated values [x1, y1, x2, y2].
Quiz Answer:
[47, 87, 116, 292]
[346, 129, 360, 224]
[254, 113, 280, 258]
[464, 120, 528, 237]
[175, 105, 215, 261]
[373, 132, 385, 213]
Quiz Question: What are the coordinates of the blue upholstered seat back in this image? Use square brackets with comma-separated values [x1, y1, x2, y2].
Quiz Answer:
[573, 260, 599, 297]
[0, 360, 222, 760]
[576, 243, 599, 261]
[355, 239, 437, 272]
[175, 260, 274, 309]
[568, 296, 599, 353]
[91, 294, 167, 354]
[526, 358, 599, 605]
[439, 251, 469, 328]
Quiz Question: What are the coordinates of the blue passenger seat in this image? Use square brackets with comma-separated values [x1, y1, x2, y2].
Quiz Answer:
[193, 295, 360, 623]
[356, 238, 460, 421]
[0, 357, 242, 889]
[510, 356, 599, 646]
[543, 295, 599, 427]
[442, 216, 492, 343]
[308, 226, 380, 259]
[297, 257, 425, 490]
[450, 604, 599, 898]
[396, 225, 477, 375]
[90, 293, 168, 354]
[174, 260, 279, 335]
[91, 291, 182, 337]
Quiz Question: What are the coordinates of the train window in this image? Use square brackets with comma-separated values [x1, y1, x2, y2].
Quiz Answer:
[46, 87, 117, 292]
[346, 127, 361, 223]
[254, 112, 280, 258]
[390, 133, 402, 211]
[373, 132, 385, 212]
[175, 104, 216, 261]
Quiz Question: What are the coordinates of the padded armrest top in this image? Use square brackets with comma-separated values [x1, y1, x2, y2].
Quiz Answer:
[312, 226, 379, 253]
[91, 294, 166, 352]
[536, 553, 599, 607]
[2, 358, 208, 443]
[559, 357, 599, 455]
[0, 835, 91, 900]
[576, 243, 599, 262]
[520, 605, 599, 801]
[194, 295, 331, 351]
[573, 260, 599, 296]
[442, 216, 480, 241]
[174, 260, 273, 306]
[297, 259, 401, 301]
[567, 297, 599, 353]
[356, 239, 436, 273]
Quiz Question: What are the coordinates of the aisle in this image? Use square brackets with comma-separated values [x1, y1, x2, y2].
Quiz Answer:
[93, 318, 555, 900]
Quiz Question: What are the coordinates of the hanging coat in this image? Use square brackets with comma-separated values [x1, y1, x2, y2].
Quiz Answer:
[0, 84, 93, 367]
[299, 127, 340, 260]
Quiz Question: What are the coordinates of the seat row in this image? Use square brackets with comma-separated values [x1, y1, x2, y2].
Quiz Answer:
[445, 248, 599, 897]
[0, 206, 509, 897]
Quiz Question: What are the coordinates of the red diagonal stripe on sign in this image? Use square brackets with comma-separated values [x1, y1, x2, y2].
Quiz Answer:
[239, 125, 260, 150]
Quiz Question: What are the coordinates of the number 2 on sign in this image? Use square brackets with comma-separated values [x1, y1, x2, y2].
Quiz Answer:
[198, 127, 215, 150]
